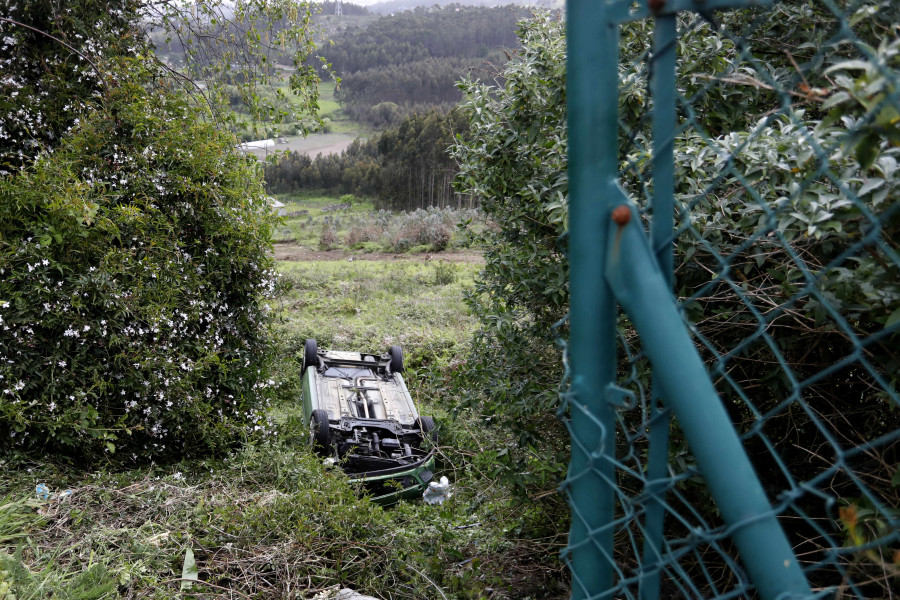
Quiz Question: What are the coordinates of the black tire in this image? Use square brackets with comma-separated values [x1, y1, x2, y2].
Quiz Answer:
[388, 345, 404, 373]
[417, 416, 437, 443]
[310, 409, 331, 455]
[303, 339, 318, 374]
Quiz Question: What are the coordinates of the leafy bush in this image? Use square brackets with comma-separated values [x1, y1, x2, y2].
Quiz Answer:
[431, 261, 458, 286]
[0, 63, 279, 461]
[450, 13, 570, 491]
[451, 6, 900, 499]
[319, 223, 339, 250]
[387, 207, 457, 252]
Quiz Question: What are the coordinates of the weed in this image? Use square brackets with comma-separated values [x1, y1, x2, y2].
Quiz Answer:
[432, 261, 458, 286]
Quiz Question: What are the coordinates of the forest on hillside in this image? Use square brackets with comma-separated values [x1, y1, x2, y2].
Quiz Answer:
[266, 109, 472, 209]
[320, 4, 532, 124]
[364, 0, 562, 15]
[265, 4, 539, 207]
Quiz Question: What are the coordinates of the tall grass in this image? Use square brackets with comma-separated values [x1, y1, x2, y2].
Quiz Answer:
[0, 255, 569, 599]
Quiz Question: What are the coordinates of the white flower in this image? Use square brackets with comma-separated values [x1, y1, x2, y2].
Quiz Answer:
[58, 360, 66, 367]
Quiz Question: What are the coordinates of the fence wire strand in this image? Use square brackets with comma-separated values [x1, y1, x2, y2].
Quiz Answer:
[563, 0, 899, 598]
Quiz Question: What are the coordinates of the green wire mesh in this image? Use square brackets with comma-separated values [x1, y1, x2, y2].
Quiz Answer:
[562, 0, 899, 598]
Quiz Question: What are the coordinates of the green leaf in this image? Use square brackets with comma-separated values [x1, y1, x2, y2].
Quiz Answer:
[824, 59, 872, 75]
[181, 548, 199, 591]
[886, 307, 900, 330]
[855, 133, 880, 169]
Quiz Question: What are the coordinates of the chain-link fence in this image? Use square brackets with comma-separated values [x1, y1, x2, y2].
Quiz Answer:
[563, 0, 899, 598]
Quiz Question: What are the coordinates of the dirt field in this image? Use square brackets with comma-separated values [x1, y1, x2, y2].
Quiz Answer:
[242, 133, 357, 160]
[273, 241, 484, 264]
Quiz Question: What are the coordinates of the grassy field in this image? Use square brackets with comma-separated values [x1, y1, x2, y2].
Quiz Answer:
[316, 80, 367, 136]
[234, 79, 366, 140]
[235, 80, 367, 161]
[0, 254, 568, 600]
[274, 260, 476, 369]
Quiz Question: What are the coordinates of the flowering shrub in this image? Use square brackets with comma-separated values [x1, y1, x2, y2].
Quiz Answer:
[0, 66, 279, 461]
[0, 0, 142, 173]
[385, 207, 459, 252]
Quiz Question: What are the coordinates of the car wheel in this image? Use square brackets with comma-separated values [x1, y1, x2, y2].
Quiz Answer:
[417, 416, 437, 443]
[303, 338, 318, 374]
[310, 409, 331, 455]
[388, 345, 404, 373]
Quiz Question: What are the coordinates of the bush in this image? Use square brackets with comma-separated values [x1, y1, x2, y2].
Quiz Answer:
[432, 261, 458, 286]
[387, 207, 456, 252]
[319, 224, 339, 250]
[0, 65, 279, 461]
[344, 224, 380, 247]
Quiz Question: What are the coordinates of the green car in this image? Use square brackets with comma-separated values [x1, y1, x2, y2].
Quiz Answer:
[300, 339, 437, 505]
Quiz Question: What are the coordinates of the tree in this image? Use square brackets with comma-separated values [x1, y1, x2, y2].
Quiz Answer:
[450, 13, 570, 494]
[264, 108, 472, 210]
[0, 0, 319, 461]
[0, 0, 142, 172]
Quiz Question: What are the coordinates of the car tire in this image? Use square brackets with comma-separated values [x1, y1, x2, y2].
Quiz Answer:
[388, 345, 404, 373]
[303, 338, 318, 374]
[417, 416, 437, 443]
[310, 409, 331, 455]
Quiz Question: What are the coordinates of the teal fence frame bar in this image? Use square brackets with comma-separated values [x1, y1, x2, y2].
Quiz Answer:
[565, 1, 619, 598]
[603, 197, 812, 600]
[565, 0, 814, 598]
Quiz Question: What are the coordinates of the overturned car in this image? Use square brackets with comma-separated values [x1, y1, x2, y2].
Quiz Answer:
[300, 339, 437, 504]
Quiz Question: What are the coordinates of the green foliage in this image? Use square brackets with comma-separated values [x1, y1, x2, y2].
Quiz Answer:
[0, 551, 117, 600]
[0, 495, 41, 546]
[450, 12, 570, 491]
[452, 3, 900, 503]
[273, 196, 485, 254]
[144, 0, 324, 137]
[432, 261, 458, 286]
[0, 64, 279, 461]
[0, 0, 323, 174]
[0, 0, 144, 172]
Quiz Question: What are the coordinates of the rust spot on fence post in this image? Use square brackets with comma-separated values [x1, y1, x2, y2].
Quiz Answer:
[611, 205, 631, 227]
[611, 205, 631, 260]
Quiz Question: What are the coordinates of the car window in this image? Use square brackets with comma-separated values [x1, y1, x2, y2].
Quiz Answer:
[322, 366, 376, 380]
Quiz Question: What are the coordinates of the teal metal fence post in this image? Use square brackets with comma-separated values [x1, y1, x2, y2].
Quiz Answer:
[566, 1, 814, 598]
[565, 1, 619, 597]
[639, 11, 677, 600]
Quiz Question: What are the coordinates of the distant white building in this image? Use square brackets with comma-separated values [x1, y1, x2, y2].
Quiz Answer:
[269, 198, 287, 216]
[239, 139, 275, 151]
